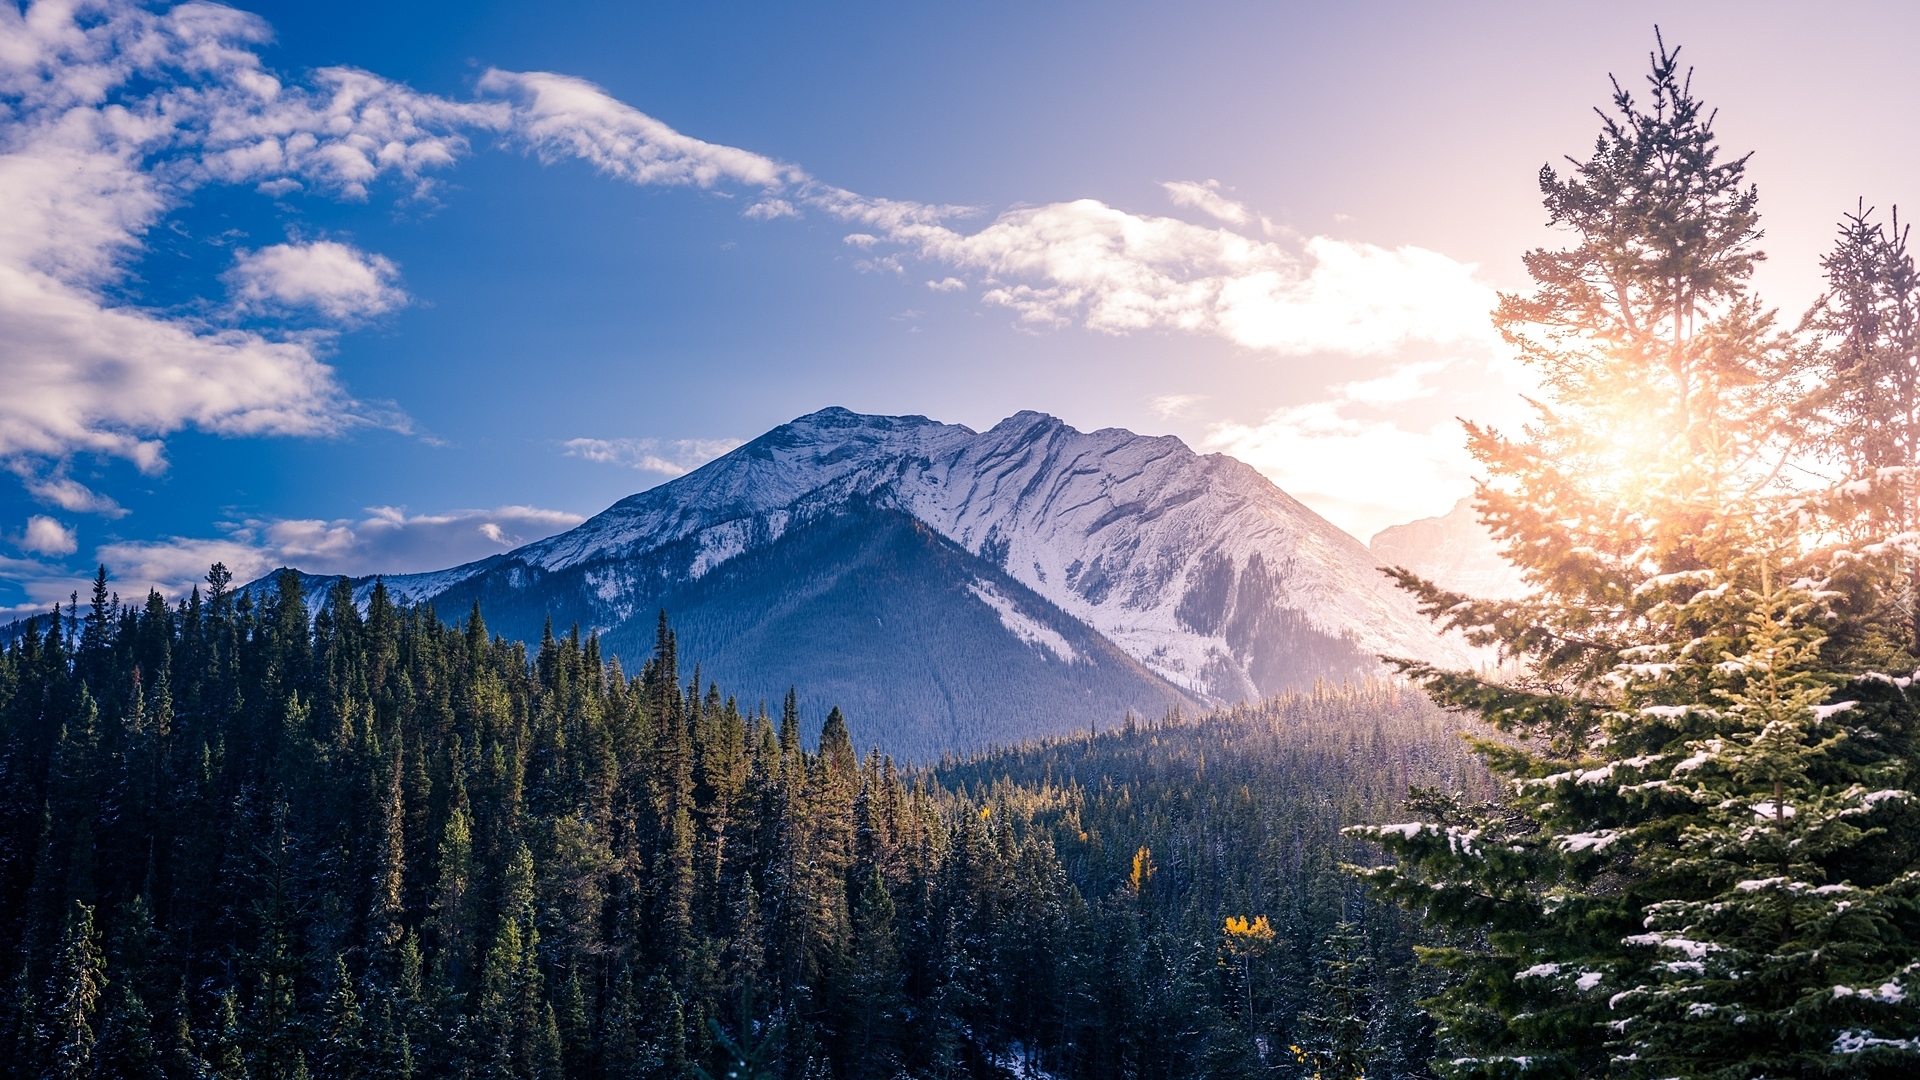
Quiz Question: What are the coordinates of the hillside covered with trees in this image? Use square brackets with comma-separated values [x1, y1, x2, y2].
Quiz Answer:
[0, 568, 1480, 1080]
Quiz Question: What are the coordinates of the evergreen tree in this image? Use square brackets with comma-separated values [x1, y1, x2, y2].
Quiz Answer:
[1292, 922, 1370, 1080]
[1359, 33, 1920, 1079]
[838, 867, 905, 1079]
[319, 955, 367, 1080]
[42, 901, 105, 1080]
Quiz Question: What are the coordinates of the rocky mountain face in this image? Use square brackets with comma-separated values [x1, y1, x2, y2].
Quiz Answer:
[256, 408, 1477, 754]
[1368, 497, 1529, 600]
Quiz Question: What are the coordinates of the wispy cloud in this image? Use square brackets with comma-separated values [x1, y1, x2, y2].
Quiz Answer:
[1205, 357, 1534, 538]
[463, 71, 1499, 358]
[10, 465, 129, 517]
[476, 69, 792, 189]
[1161, 179, 1252, 226]
[562, 437, 743, 477]
[1151, 393, 1205, 419]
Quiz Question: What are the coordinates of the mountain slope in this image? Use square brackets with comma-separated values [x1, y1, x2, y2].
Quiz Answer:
[417, 500, 1194, 756]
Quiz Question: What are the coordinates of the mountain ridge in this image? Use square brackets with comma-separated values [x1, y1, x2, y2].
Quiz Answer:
[242, 407, 1478, 751]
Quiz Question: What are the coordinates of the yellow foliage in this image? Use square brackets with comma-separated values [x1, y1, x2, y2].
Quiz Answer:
[1127, 846, 1155, 892]
[1291, 1041, 1364, 1080]
[1224, 914, 1274, 941]
[1223, 914, 1275, 956]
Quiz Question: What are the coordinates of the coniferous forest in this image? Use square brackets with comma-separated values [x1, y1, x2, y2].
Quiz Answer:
[0, 568, 1480, 1080]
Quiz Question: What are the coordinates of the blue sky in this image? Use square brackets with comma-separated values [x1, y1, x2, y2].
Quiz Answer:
[4, 0, 1917, 613]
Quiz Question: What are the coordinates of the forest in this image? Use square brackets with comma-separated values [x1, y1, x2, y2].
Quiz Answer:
[14, 28, 1920, 1080]
[0, 569, 1480, 1080]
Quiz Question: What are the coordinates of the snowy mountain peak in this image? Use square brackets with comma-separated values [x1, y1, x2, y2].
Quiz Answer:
[352, 408, 1476, 704]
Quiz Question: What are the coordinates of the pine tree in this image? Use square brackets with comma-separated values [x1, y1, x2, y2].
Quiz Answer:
[1799, 201, 1920, 655]
[93, 901, 166, 1080]
[8, 962, 40, 1080]
[203, 990, 248, 1080]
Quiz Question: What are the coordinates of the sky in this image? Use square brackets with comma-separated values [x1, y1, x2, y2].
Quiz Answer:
[4, 0, 1919, 615]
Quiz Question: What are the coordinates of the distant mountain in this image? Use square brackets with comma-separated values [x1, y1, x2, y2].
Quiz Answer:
[1368, 497, 1529, 600]
[251, 408, 1477, 755]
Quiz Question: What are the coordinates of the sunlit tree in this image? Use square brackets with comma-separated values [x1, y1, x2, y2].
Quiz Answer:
[1360, 32, 1920, 1079]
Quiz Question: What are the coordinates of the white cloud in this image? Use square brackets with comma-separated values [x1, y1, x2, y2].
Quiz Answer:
[926, 277, 966, 292]
[225, 240, 407, 320]
[1162, 179, 1251, 225]
[1204, 356, 1536, 539]
[562, 436, 743, 477]
[1151, 393, 1204, 419]
[1339, 360, 1450, 406]
[0, 0, 501, 487]
[476, 69, 792, 189]
[12, 467, 128, 516]
[19, 516, 77, 556]
[743, 198, 797, 220]
[1209, 404, 1475, 540]
[94, 504, 586, 600]
[878, 202, 1498, 356]
[463, 71, 1498, 358]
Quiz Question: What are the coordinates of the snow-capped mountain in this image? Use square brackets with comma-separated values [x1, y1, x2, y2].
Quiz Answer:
[375, 406, 1466, 671]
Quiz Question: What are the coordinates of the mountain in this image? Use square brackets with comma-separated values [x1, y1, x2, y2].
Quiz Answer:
[1368, 497, 1529, 600]
[254, 408, 1476, 754]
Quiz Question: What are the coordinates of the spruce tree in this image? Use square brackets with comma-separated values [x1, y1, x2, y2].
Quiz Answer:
[839, 866, 905, 1080]
[1358, 33, 1920, 1080]
[1291, 922, 1370, 1080]
[43, 901, 105, 1080]
[319, 955, 367, 1080]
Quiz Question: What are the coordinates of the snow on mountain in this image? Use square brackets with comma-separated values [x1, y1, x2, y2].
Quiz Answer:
[363, 407, 1477, 701]
[1369, 497, 1529, 601]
